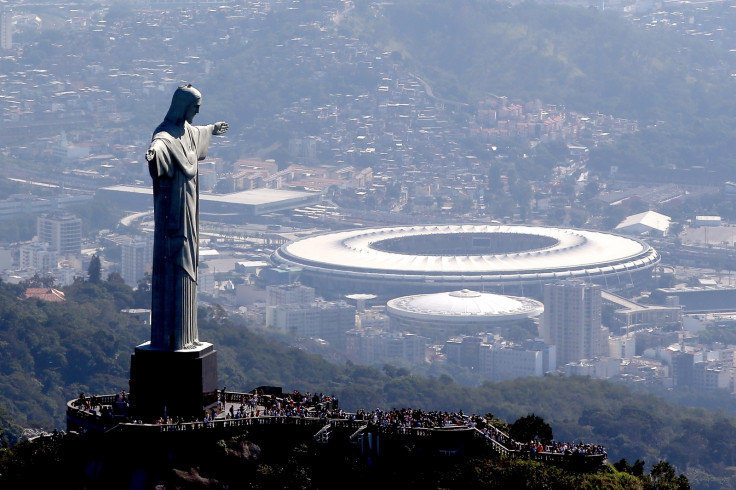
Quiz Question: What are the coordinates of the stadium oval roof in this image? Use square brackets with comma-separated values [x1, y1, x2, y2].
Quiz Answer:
[271, 224, 660, 292]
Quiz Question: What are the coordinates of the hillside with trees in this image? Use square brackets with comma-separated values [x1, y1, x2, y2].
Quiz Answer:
[0, 278, 733, 487]
[338, 0, 736, 180]
[0, 428, 689, 489]
[166, 0, 736, 181]
[346, 0, 732, 122]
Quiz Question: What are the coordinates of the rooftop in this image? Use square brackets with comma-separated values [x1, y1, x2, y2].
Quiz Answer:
[387, 289, 543, 323]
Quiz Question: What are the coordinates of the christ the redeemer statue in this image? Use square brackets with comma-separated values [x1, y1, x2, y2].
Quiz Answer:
[145, 84, 228, 350]
[129, 84, 225, 421]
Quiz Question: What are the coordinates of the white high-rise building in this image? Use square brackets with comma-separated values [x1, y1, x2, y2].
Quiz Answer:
[480, 345, 546, 382]
[1, 11, 12, 51]
[266, 282, 315, 306]
[542, 281, 606, 365]
[346, 328, 426, 365]
[121, 236, 152, 287]
[20, 242, 58, 272]
[268, 300, 355, 348]
[37, 213, 82, 256]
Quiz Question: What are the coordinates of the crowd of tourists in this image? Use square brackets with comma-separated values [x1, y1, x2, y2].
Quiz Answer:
[71, 389, 606, 458]
[216, 389, 338, 419]
[331, 406, 483, 429]
[519, 440, 607, 456]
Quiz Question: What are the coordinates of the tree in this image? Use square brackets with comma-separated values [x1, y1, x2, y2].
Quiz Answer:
[614, 458, 646, 477]
[134, 274, 152, 309]
[87, 255, 101, 284]
[668, 221, 684, 237]
[509, 413, 554, 445]
[0, 404, 23, 447]
[106, 272, 125, 284]
[25, 274, 55, 289]
[658, 273, 676, 289]
[487, 164, 504, 193]
[582, 181, 599, 201]
[650, 460, 689, 490]
[547, 206, 566, 225]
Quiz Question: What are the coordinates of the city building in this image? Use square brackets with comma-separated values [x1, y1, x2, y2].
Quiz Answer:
[635, 329, 682, 355]
[24, 287, 65, 303]
[265, 283, 316, 326]
[37, 213, 82, 256]
[657, 345, 704, 388]
[602, 290, 682, 335]
[345, 328, 426, 365]
[444, 335, 556, 382]
[267, 300, 356, 348]
[542, 281, 607, 365]
[121, 236, 151, 287]
[198, 269, 216, 297]
[356, 309, 390, 330]
[1, 10, 12, 51]
[444, 336, 484, 368]
[609, 334, 636, 359]
[619, 357, 668, 382]
[99, 185, 323, 223]
[121, 308, 152, 325]
[0, 247, 12, 271]
[614, 210, 671, 237]
[479, 340, 557, 382]
[266, 283, 315, 307]
[50, 261, 80, 287]
[0, 194, 91, 221]
[19, 242, 58, 272]
[694, 215, 722, 227]
[563, 357, 620, 379]
[692, 361, 730, 391]
[257, 266, 302, 287]
[655, 286, 736, 314]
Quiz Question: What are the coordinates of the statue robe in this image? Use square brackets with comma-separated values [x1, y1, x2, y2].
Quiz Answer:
[147, 121, 213, 350]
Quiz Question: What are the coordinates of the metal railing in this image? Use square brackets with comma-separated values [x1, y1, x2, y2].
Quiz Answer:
[67, 393, 606, 467]
[313, 424, 332, 443]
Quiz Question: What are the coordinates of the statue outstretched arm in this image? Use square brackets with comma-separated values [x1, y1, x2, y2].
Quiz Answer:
[212, 122, 229, 135]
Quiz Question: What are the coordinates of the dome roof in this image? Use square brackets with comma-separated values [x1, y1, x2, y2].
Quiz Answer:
[386, 289, 543, 323]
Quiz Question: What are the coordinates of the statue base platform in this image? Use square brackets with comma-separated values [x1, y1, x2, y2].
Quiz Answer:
[129, 341, 218, 422]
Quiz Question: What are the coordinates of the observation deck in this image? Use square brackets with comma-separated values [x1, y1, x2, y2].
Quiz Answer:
[66, 388, 607, 468]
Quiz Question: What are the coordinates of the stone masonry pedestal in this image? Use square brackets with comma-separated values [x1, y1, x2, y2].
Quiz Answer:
[129, 341, 217, 421]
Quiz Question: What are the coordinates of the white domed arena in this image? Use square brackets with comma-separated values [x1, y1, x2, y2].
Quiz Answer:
[386, 289, 544, 339]
[270, 224, 660, 299]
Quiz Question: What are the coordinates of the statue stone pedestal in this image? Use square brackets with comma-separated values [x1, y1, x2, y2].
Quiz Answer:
[129, 341, 218, 421]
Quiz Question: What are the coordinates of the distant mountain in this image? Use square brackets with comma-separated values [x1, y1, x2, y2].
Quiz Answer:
[344, 0, 735, 123]
[195, 0, 736, 179]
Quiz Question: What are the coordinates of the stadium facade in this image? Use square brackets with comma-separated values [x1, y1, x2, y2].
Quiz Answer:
[271, 224, 660, 299]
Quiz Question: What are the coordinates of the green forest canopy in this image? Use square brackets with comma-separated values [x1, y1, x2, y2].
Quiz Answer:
[0, 277, 735, 486]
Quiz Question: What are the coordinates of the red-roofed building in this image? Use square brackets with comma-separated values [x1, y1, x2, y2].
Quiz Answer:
[24, 287, 66, 302]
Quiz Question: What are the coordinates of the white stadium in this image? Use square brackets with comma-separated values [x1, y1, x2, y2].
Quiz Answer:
[386, 289, 544, 339]
[271, 224, 660, 298]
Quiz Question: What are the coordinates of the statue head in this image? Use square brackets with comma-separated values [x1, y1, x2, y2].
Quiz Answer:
[164, 84, 202, 126]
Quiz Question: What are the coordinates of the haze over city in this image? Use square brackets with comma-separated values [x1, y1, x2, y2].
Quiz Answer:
[3, 0, 736, 488]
